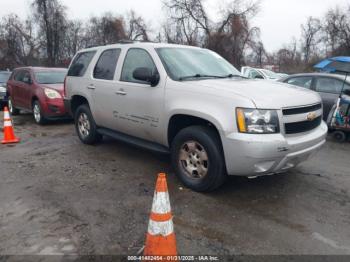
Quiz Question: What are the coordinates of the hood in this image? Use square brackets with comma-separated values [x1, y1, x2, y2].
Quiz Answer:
[187, 78, 321, 109]
[41, 83, 64, 95]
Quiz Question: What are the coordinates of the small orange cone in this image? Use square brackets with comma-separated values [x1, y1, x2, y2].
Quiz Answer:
[144, 173, 177, 259]
[1, 107, 20, 144]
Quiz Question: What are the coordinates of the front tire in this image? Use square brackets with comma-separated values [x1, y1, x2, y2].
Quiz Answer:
[33, 100, 47, 125]
[75, 104, 102, 145]
[8, 96, 20, 115]
[171, 126, 227, 192]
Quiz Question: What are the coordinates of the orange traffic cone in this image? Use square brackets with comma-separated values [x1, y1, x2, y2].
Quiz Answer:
[144, 173, 177, 258]
[1, 107, 20, 144]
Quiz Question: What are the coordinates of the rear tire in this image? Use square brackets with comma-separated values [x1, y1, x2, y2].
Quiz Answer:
[33, 100, 47, 125]
[171, 125, 227, 192]
[75, 104, 102, 145]
[333, 131, 346, 142]
[8, 96, 20, 115]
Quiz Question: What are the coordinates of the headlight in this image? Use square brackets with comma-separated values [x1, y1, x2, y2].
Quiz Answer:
[236, 108, 280, 134]
[44, 88, 62, 99]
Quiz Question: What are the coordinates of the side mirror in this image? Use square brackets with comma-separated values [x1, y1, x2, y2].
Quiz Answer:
[254, 75, 264, 79]
[133, 67, 160, 87]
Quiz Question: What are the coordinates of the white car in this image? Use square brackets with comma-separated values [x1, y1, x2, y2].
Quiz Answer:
[241, 66, 281, 81]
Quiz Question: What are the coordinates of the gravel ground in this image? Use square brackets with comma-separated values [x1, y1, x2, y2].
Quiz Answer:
[0, 112, 350, 257]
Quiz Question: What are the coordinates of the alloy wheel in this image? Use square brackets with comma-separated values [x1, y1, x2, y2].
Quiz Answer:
[78, 113, 90, 139]
[179, 141, 209, 179]
[33, 103, 41, 123]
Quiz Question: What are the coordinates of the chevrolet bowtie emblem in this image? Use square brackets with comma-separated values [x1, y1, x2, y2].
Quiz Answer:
[307, 112, 317, 121]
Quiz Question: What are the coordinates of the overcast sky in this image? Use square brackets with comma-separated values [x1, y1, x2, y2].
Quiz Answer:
[1, 0, 349, 52]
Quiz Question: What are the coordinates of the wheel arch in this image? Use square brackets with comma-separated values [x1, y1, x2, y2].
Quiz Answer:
[167, 113, 223, 147]
[71, 95, 90, 116]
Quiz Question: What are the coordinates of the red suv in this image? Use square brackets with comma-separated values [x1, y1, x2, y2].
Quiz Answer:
[7, 67, 68, 124]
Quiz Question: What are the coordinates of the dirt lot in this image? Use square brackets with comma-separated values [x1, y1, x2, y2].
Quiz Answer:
[0, 112, 350, 256]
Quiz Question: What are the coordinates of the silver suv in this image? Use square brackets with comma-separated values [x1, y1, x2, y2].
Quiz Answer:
[64, 42, 328, 192]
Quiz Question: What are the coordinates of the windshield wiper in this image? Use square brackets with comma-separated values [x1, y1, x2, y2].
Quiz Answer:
[178, 74, 226, 81]
[178, 73, 243, 81]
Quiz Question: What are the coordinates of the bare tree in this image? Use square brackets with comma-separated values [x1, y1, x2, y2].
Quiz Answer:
[163, 0, 261, 68]
[32, 0, 68, 66]
[0, 14, 40, 68]
[301, 16, 322, 64]
[324, 5, 350, 56]
[85, 13, 126, 47]
[125, 10, 149, 41]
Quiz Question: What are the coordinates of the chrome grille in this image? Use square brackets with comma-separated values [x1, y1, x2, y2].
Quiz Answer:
[282, 103, 323, 134]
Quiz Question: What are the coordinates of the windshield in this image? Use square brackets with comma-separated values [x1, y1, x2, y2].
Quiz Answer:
[156, 48, 241, 81]
[260, 69, 280, 79]
[0, 72, 11, 83]
[35, 70, 67, 84]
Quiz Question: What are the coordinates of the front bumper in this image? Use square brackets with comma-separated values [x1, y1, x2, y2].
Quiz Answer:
[221, 121, 328, 176]
[41, 98, 70, 119]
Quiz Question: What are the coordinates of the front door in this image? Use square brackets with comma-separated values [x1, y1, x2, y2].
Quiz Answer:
[115, 48, 165, 142]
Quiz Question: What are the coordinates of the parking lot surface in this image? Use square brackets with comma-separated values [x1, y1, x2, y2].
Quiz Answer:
[0, 112, 350, 256]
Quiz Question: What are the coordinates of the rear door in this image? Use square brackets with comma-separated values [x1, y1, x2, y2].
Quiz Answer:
[11, 70, 27, 108]
[314, 77, 346, 119]
[89, 48, 122, 129]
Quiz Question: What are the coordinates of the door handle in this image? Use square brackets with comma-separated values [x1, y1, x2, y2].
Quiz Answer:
[115, 89, 127, 96]
[87, 84, 95, 90]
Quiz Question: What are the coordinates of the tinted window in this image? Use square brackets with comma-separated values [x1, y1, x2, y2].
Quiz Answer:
[35, 70, 67, 84]
[22, 71, 31, 83]
[93, 49, 121, 80]
[287, 76, 313, 89]
[14, 70, 25, 81]
[121, 49, 157, 84]
[68, 51, 96, 77]
[315, 77, 349, 94]
[14, 70, 31, 83]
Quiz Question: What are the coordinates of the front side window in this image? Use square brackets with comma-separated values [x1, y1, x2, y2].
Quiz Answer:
[287, 76, 313, 89]
[248, 69, 263, 79]
[121, 48, 158, 84]
[35, 70, 67, 84]
[315, 77, 346, 94]
[156, 47, 241, 81]
[14, 70, 25, 82]
[93, 49, 121, 80]
[21, 71, 31, 84]
[68, 51, 96, 77]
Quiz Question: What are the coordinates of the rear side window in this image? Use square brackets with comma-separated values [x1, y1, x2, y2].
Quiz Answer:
[287, 76, 313, 89]
[68, 51, 96, 77]
[315, 77, 345, 94]
[93, 49, 121, 80]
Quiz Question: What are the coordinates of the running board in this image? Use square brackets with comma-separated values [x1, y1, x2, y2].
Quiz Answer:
[97, 128, 170, 154]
